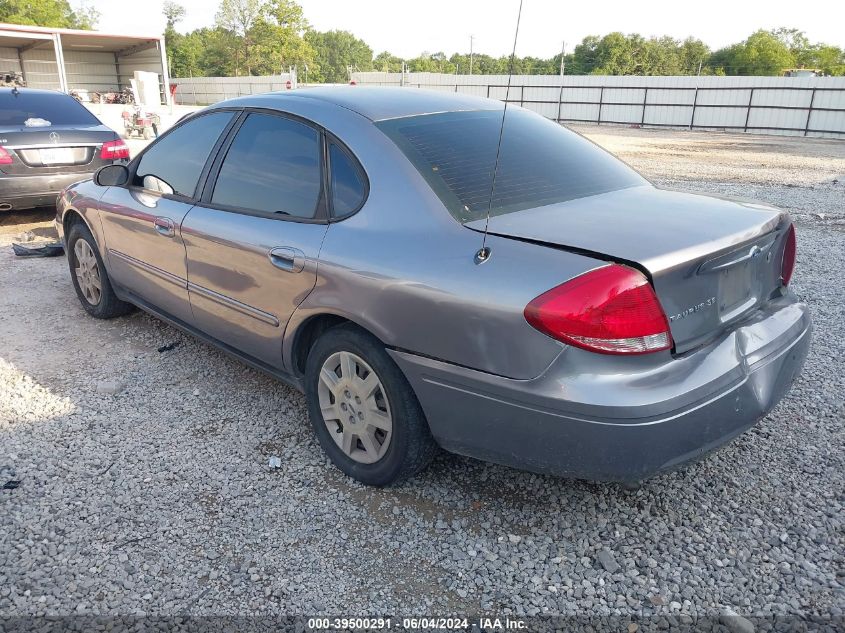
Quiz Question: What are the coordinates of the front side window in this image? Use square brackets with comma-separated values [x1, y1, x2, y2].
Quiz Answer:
[377, 108, 646, 223]
[135, 111, 233, 197]
[329, 143, 366, 216]
[211, 113, 322, 218]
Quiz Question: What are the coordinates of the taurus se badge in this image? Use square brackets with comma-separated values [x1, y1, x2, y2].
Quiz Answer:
[669, 297, 717, 322]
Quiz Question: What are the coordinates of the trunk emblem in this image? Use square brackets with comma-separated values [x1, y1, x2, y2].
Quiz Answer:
[49, 132, 60, 144]
[669, 297, 717, 322]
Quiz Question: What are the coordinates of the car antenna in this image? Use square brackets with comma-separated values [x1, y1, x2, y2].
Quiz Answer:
[475, 0, 524, 265]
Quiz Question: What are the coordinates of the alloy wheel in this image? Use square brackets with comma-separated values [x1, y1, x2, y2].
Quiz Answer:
[74, 239, 102, 306]
[317, 351, 393, 464]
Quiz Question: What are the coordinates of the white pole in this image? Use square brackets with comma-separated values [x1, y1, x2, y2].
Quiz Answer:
[560, 41, 566, 76]
[469, 35, 474, 75]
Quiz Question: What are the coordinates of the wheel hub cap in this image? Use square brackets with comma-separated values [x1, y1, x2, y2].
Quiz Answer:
[317, 351, 392, 464]
[74, 239, 102, 306]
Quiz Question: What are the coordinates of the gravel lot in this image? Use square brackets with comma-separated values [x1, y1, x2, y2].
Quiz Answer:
[1, 126, 843, 626]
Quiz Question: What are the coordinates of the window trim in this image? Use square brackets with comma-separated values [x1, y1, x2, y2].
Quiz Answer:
[125, 108, 241, 203]
[325, 132, 370, 221]
[196, 107, 329, 224]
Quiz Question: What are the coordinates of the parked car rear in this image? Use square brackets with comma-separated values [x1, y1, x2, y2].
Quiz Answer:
[0, 87, 128, 211]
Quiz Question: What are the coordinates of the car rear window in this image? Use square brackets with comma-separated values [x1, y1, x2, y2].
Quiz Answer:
[377, 108, 646, 222]
[0, 90, 100, 127]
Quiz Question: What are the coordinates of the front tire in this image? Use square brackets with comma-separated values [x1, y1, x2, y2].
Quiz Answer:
[304, 324, 438, 486]
[67, 221, 134, 319]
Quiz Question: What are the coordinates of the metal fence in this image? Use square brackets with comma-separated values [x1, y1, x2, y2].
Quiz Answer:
[352, 73, 845, 139]
[171, 75, 296, 105]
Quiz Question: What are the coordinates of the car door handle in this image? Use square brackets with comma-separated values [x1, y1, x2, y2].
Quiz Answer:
[268, 246, 306, 273]
[153, 216, 175, 238]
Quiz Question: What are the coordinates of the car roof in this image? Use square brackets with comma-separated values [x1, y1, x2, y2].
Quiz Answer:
[223, 86, 503, 122]
[0, 87, 69, 97]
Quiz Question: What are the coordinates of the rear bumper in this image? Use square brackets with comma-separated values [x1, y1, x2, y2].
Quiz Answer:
[0, 172, 94, 210]
[390, 293, 811, 482]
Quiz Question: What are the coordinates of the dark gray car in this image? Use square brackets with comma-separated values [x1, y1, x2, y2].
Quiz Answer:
[55, 87, 811, 487]
[1, 88, 128, 211]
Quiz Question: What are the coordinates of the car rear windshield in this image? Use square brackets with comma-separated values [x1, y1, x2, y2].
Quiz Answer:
[377, 108, 646, 222]
[0, 91, 100, 127]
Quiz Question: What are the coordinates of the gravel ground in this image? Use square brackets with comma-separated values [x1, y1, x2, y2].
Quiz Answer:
[1, 127, 843, 626]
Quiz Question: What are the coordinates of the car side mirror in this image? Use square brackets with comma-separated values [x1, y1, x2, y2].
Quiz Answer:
[142, 174, 174, 196]
[95, 164, 129, 187]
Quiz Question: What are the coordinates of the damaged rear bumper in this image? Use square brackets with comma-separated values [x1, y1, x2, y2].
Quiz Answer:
[389, 292, 811, 482]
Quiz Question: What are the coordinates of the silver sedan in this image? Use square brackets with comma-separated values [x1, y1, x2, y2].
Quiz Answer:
[55, 87, 811, 486]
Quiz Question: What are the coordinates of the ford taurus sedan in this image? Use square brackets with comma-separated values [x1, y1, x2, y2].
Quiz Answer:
[1, 88, 128, 211]
[55, 87, 811, 487]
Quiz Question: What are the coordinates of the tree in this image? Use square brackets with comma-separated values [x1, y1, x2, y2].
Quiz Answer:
[163, 0, 186, 29]
[215, 0, 262, 74]
[731, 30, 795, 75]
[0, 0, 98, 29]
[569, 36, 601, 74]
[805, 44, 845, 76]
[305, 30, 372, 82]
[678, 38, 710, 75]
[374, 51, 403, 73]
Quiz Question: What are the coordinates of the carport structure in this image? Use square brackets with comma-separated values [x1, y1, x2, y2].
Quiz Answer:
[0, 23, 170, 105]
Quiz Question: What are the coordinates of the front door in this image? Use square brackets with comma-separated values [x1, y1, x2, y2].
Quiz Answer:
[182, 111, 328, 368]
[98, 111, 235, 323]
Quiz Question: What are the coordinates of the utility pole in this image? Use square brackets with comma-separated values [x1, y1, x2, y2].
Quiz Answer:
[697, 60, 703, 76]
[469, 35, 474, 75]
[559, 40, 566, 76]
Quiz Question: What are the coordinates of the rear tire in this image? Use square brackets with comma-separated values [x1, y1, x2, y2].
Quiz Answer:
[304, 324, 438, 486]
[67, 221, 134, 319]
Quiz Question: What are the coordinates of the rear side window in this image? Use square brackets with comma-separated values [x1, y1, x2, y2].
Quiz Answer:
[329, 143, 366, 216]
[211, 113, 322, 218]
[135, 111, 233, 197]
[0, 90, 100, 126]
[377, 108, 646, 222]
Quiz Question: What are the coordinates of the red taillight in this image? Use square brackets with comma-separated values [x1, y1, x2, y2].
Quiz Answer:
[781, 224, 796, 286]
[524, 264, 673, 355]
[0, 146, 13, 165]
[100, 139, 130, 161]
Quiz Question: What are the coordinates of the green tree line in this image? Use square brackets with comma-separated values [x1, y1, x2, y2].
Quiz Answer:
[3, 0, 843, 80]
[166, 3, 845, 80]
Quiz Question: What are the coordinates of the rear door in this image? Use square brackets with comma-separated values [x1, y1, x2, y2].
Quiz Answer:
[98, 111, 236, 324]
[181, 110, 329, 369]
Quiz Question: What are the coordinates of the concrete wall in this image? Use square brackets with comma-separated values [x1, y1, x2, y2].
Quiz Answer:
[352, 72, 845, 139]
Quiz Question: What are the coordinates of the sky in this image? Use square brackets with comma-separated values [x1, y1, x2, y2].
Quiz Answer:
[91, 0, 845, 58]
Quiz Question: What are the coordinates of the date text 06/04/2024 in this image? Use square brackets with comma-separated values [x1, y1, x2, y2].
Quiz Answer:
[306, 617, 528, 630]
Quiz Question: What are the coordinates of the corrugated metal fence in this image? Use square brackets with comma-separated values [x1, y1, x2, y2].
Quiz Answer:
[171, 75, 295, 105]
[352, 72, 845, 139]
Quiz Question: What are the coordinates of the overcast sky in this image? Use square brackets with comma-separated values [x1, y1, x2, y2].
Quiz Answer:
[91, 0, 844, 58]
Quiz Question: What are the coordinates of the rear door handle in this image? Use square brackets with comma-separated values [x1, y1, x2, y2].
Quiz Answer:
[268, 246, 305, 273]
[153, 216, 175, 237]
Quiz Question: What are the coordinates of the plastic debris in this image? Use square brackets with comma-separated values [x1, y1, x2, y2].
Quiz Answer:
[12, 242, 65, 258]
[268, 456, 282, 469]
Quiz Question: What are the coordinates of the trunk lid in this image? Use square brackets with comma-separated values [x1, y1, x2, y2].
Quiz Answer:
[466, 185, 791, 353]
[0, 124, 117, 175]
